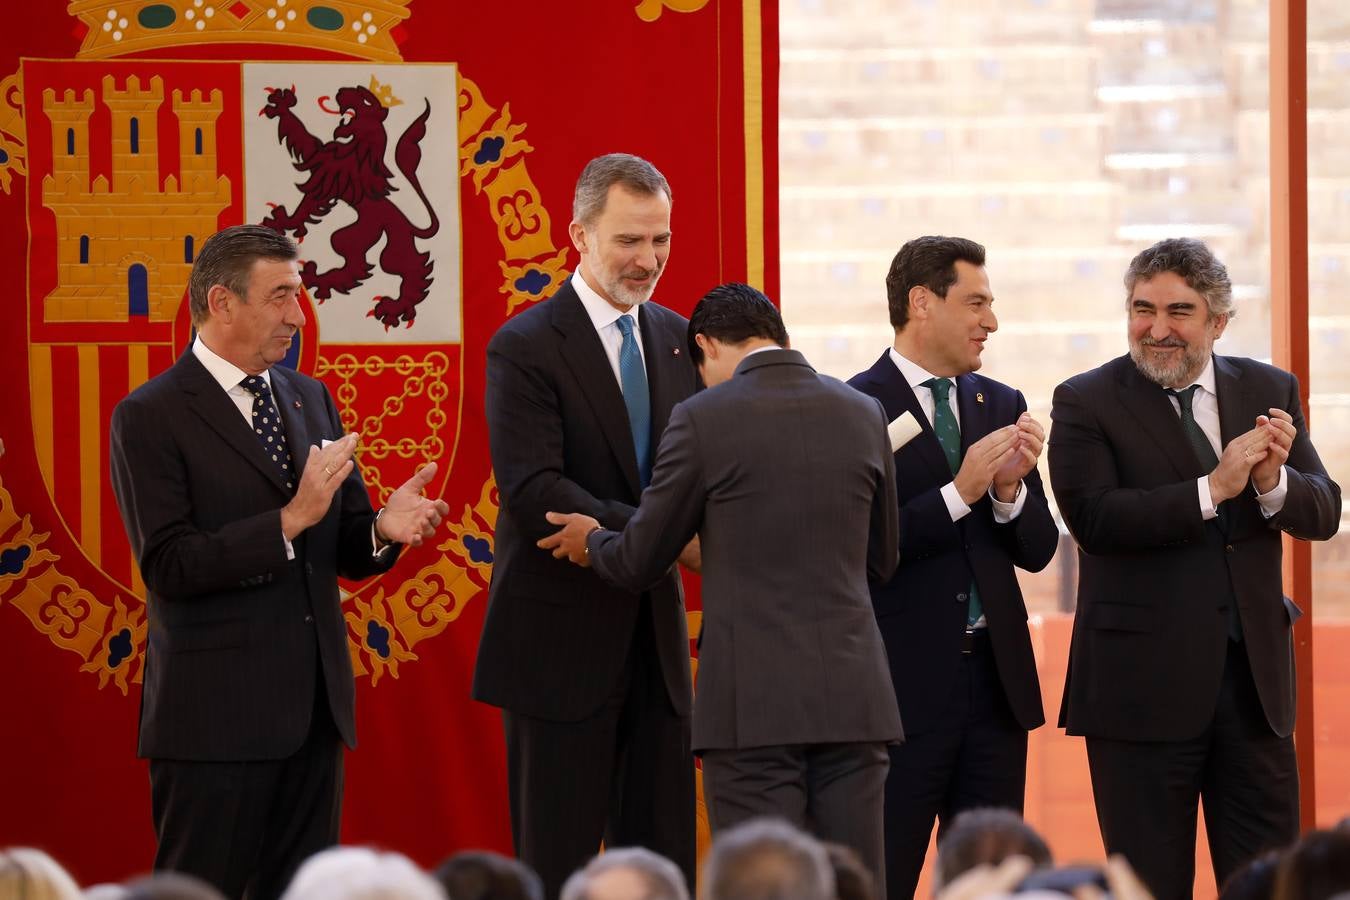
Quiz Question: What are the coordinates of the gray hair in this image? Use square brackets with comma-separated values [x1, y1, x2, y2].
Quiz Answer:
[572, 154, 672, 228]
[561, 848, 688, 900]
[189, 224, 299, 327]
[699, 819, 834, 900]
[1123, 237, 1235, 320]
[280, 847, 444, 900]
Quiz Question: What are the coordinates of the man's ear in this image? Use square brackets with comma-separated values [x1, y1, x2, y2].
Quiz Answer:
[569, 220, 589, 255]
[694, 332, 714, 359]
[206, 284, 234, 322]
[908, 284, 929, 322]
[1209, 312, 1230, 340]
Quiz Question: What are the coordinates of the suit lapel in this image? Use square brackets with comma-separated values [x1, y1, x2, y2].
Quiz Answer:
[1113, 356, 1206, 480]
[174, 351, 294, 495]
[640, 303, 689, 454]
[955, 373, 992, 454]
[862, 353, 951, 483]
[1213, 355, 1248, 447]
[552, 283, 642, 497]
[269, 366, 313, 481]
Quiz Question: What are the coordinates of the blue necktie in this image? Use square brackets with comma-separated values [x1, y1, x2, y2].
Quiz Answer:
[615, 315, 652, 487]
[923, 377, 984, 627]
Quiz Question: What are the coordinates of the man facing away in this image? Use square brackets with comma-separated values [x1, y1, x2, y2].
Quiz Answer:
[109, 224, 449, 899]
[1049, 237, 1341, 899]
[472, 153, 700, 896]
[847, 235, 1057, 899]
[541, 283, 903, 894]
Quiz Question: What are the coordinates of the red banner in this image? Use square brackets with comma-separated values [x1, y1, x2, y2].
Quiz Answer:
[0, 1, 777, 884]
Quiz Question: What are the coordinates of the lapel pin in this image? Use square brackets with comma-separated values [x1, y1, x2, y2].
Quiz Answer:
[673, 348, 681, 356]
[976, 392, 984, 403]
[294, 399, 302, 409]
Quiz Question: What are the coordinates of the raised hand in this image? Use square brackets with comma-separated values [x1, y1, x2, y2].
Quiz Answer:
[1250, 408, 1295, 494]
[1208, 426, 1272, 504]
[953, 424, 1020, 505]
[993, 412, 1045, 501]
[281, 434, 359, 540]
[377, 462, 450, 547]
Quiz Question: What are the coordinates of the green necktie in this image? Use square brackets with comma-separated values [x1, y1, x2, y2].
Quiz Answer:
[924, 377, 983, 627]
[1165, 384, 1241, 642]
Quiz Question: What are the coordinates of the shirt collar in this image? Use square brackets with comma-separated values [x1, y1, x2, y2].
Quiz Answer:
[888, 347, 947, 393]
[572, 271, 639, 335]
[1191, 356, 1217, 396]
[193, 335, 271, 393]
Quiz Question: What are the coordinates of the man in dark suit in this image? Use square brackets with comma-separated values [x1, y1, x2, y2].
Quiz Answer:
[472, 154, 701, 896]
[847, 235, 1058, 899]
[1048, 238, 1341, 899]
[540, 283, 903, 893]
[109, 225, 450, 900]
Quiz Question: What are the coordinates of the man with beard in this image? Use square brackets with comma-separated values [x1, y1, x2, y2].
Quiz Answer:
[1048, 238, 1341, 900]
[472, 153, 700, 897]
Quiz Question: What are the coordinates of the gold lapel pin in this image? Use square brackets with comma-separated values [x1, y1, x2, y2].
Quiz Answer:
[294, 399, 303, 409]
[673, 348, 681, 356]
[976, 392, 984, 403]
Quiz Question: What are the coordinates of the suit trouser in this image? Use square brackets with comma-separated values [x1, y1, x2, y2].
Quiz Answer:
[1086, 639, 1299, 900]
[149, 675, 344, 900]
[503, 600, 696, 900]
[701, 741, 891, 899]
[883, 631, 1028, 900]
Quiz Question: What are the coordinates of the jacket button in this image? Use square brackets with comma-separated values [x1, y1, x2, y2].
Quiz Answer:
[1225, 544, 1234, 553]
[305, 562, 314, 574]
[304, 614, 314, 624]
[956, 592, 968, 602]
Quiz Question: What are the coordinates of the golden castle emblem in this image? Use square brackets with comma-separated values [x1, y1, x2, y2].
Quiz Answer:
[42, 74, 229, 323]
[69, 0, 411, 62]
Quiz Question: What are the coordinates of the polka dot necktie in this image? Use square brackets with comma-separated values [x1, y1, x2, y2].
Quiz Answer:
[923, 377, 984, 627]
[239, 375, 296, 493]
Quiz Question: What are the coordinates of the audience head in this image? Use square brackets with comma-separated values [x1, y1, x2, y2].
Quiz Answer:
[1220, 850, 1282, 900]
[560, 848, 688, 900]
[0, 848, 82, 900]
[434, 851, 543, 900]
[117, 872, 227, 899]
[935, 808, 1052, 890]
[822, 844, 874, 900]
[1274, 829, 1350, 900]
[279, 847, 444, 900]
[699, 818, 834, 900]
[686, 282, 789, 386]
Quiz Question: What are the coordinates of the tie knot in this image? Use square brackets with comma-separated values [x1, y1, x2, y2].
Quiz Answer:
[615, 314, 635, 338]
[239, 375, 270, 398]
[923, 377, 953, 402]
[1166, 384, 1201, 411]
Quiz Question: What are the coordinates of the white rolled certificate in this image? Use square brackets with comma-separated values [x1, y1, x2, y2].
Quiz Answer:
[888, 411, 922, 453]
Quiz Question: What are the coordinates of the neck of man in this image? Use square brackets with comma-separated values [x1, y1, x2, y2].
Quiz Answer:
[577, 261, 635, 314]
[893, 329, 963, 379]
[197, 327, 266, 376]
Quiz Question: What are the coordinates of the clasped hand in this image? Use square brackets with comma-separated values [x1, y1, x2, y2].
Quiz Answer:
[1208, 408, 1294, 503]
[953, 413, 1044, 505]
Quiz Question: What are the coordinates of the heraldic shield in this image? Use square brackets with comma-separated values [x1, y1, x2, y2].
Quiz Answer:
[15, 56, 493, 692]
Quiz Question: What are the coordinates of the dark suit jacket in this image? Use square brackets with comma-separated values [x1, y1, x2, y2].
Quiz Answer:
[1049, 354, 1340, 741]
[472, 280, 700, 722]
[109, 350, 397, 761]
[848, 354, 1057, 735]
[588, 349, 904, 752]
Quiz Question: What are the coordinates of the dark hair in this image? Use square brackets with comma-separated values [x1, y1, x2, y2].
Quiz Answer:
[572, 153, 672, 228]
[1220, 850, 1282, 900]
[885, 235, 986, 331]
[1273, 829, 1350, 900]
[1123, 237, 1235, 320]
[822, 844, 874, 900]
[188, 224, 299, 327]
[433, 851, 543, 900]
[686, 283, 788, 366]
[935, 808, 1052, 888]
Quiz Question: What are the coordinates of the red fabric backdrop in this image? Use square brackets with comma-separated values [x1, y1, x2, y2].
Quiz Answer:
[0, 1, 777, 884]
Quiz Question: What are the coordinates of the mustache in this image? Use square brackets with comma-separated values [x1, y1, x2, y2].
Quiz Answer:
[1139, 336, 1187, 348]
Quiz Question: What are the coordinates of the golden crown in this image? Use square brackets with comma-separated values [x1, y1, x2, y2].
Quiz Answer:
[68, 0, 412, 62]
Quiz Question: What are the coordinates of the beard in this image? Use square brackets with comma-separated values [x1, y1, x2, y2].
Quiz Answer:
[597, 261, 664, 308]
[1129, 334, 1210, 388]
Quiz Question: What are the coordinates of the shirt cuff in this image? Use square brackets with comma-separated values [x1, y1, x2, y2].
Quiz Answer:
[1197, 476, 1218, 521]
[371, 513, 395, 559]
[941, 482, 972, 522]
[1254, 465, 1289, 519]
[284, 535, 295, 561]
[989, 480, 1027, 523]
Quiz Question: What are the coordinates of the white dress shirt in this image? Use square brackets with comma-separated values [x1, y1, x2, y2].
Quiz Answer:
[1165, 356, 1287, 519]
[572, 271, 646, 392]
[888, 348, 1025, 524]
